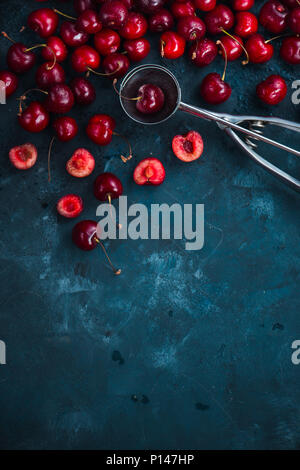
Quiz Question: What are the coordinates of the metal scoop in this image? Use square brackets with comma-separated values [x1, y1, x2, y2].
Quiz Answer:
[119, 64, 300, 192]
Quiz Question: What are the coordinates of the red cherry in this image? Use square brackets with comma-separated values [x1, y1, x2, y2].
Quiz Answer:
[172, 131, 204, 162]
[99, 0, 128, 29]
[288, 7, 300, 34]
[57, 194, 83, 218]
[171, 1, 195, 18]
[45, 84, 75, 114]
[218, 34, 243, 61]
[256, 74, 287, 105]
[134, 0, 167, 15]
[281, 0, 299, 7]
[36, 62, 66, 90]
[177, 16, 206, 41]
[204, 4, 235, 34]
[94, 172, 123, 201]
[28, 8, 59, 38]
[9, 143, 38, 170]
[193, 0, 217, 12]
[71, 45, 100, 73]
[70, 77, 96, 105]
[136, 84, 165, 114]
[76, 9, 103, 34]
[234, 11, 258, 37]
[123, 38, 150, 61]
[0, 70, 18, 97]
[133, 158, 166, 185]
[280, 35, 300, 63]
[18, 101, 50, 133]
[259, 0, 288, 34]
[245, 33, 274, 63]
[160, 31, 186, 59]
[94, 28, 121, 55]
[66, 148, 95, 177]
[231, 0, 254, 10]
[188, 38, 218, 67]
[149, 9, 174, 32]
[60, 21, 89, 47]
[41, 36, 68, 62]
[72, 220, 98, 250]
[119, 12, 148, 39]
[53, 116, 79, 141]
[74, 0, 96, 15]
[6, 42, 36, 74]
[200, 72, 232, 104]
[86, 114, 116, 145]
[102, 52, 130, 79]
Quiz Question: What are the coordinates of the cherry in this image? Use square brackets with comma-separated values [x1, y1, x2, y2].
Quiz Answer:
[74, 0, 96, 15]
[231, 0, 254, 10]
[119, 12, 148, 39]
[94, 29, 121, 55]
[281, 0, 299, 7]
[70, 76, 96, 105]
[86, 114, 116, 145]
[204, 4, 235, 35]
[177, 16, 206, 41]
[41, 36, 68, 62]
[245, 34, 274, 63]
[5, 41, 36, 74]
[66, 148, 95, 177]
[218, 34, 243, 61]
[189, 38, 218, 67]
[53, 116, 79, 141]
[0, 71, 18, 97]
[71, 45, 101, 73]
[45, 84, 75, 114]
[94, 172, 123, 201]
[193, 0, 217, 12]
[76, 9, 103, 34]
[18, 101, 50, 133]
[172, 131, 204, 162]
[256, 74, 287, 105]
[57, 194, 83, 218]
[171, 1, 195, 18]
[99, 0, 128, 29]
[280, 35, 300, 63]
[288, 7, 300, 34]
[36, 62, 66, 90]
[259, 0, 288, 34]
[200, 72, 232, 104]
[60, 21, 89, 47]
[149, 9, 174, 32]
[160, 31, 186, 59]
[134, 0, 166, 14]
[234, 11, 258, 38]
[102, 53, 130, 79]
[9, 143, 38, 170]
[28, 8, 59, 38]
[123, 37, 150, 61]
[133, 158, 165, 185]
[136, 84, 165, 114]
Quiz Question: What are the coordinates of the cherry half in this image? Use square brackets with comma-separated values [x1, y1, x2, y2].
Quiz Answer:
[133, 158, 166, 185]
[172, 131, 204, 162]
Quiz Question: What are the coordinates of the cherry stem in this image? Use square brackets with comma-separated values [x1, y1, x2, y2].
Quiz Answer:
[160, 40, 165, 58]
[220, 28, 249, 65]
[94, 238, 121, 275]
[87, 65, 121, 77]
[17, 88, 48, 115]
[47, 136, 55, 183]
[216, 40, 228, 82]
[53, 8, 76, 21]
[25, 44, 56, 70]
[19, 26, 26, 33]
[265, 33, 289, 44]
[112, 79, 141, 101]
[112, 132, 133, 163]
[1, 31, 16, 43]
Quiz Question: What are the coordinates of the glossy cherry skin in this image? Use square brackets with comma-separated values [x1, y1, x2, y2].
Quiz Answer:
[70, 77, 96, 105]
[288, 7, 300, 34]
[123, 37, 150, 61]
[94, 29, 121, 55]
[177, 16, 206, 41]
[6, 43, 36, 74]
[280, 36, 300, 64]
[53, 116, 79, 141]
[232, 0, 254, 10]
[256, 75, 287, 105]
[71, 45, 100, 73]
[234, 11, 258, 37]
[72, 220, 98, 251]
[41, 36, 68, 62]
[136, 84, 165, 114]
[45, 84, 75, 114]
[119, 12, 148, 39]
[281, 0, 299, 7]
[189, 37, 218, 66]
[218, 34, 243, 61]
[76, 9, 103, 34]
[94, 173, 123, 201]
[18, 101, 50, 133]
[171, 1, 195, 18]
[74, 0, 96, 15]
[134, 0, 166, 14]
[36, 62, 66, 90]
[102, 53, 130, 79]
[27, 8, 59, 38]
[204, 4, 235, 34]
[148, 9, 174, 32]
[60, 21, 89, 47]
[193, 0, 216, 11]
[0, 71, 18, 97]
[245, 34, 274, 63]
[259, 0, 288, 34]
[160, 31, 186, 59]
[200, 73, 232, 104]
[99, 0, 128, 29]
[86, 114, 116, 145]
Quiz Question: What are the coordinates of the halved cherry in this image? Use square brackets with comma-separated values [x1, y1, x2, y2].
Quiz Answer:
[9, 143, 38, 170]
[57, 194, 83, 218]
[66, 148, 95, 177]
[172, 131, 203, 162]
[133, 157, 165, 185]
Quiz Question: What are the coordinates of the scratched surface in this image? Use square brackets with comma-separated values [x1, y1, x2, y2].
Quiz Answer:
[0, 0, 300, 450]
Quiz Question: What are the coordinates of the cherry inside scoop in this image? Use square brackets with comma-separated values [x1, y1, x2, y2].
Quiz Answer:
[136, 84, 165, 115]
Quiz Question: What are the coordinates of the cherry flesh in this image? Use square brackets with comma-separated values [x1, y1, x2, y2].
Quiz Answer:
[256, 74, 287, 105]
[19, 101, 50, 133]
[245, 34, 274, 63]
[70, 77, 96, 105]
[133, 158, 166, 185]
[123, 37, 150, 61]
[36, 62, 66, 90]
[177, 16, 206, 41]
[71, 45, 101, 73]
[45, 84, 75, 114]
[57, 194, 83, 218]
[41, 36, 68, 62]
[99, 0, 128, 29]
[27, 8, 59, 38]
[189, 38, 218, 67]
[9, 143, 38, 170]
[0, 71, 18, 97]
[86, 114, 116, 145]
[53, 116, 79, 141]
[148, 9, 174, 33]
[160, 31, 186, 59]
[200, 72, 232, 104]
[94, 172, 123, 201]
[136, 84, 165, 114]
[204, 4, 235, 35]
[172, 131, 204, 162]
[66, 148, 95, 177]
[60, 21, 89, 47]
[259, 0, 288, 34]
[94, 29, 121, 55]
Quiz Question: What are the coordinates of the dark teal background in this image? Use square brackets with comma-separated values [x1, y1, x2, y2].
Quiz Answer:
[0, 0, 299, 450]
